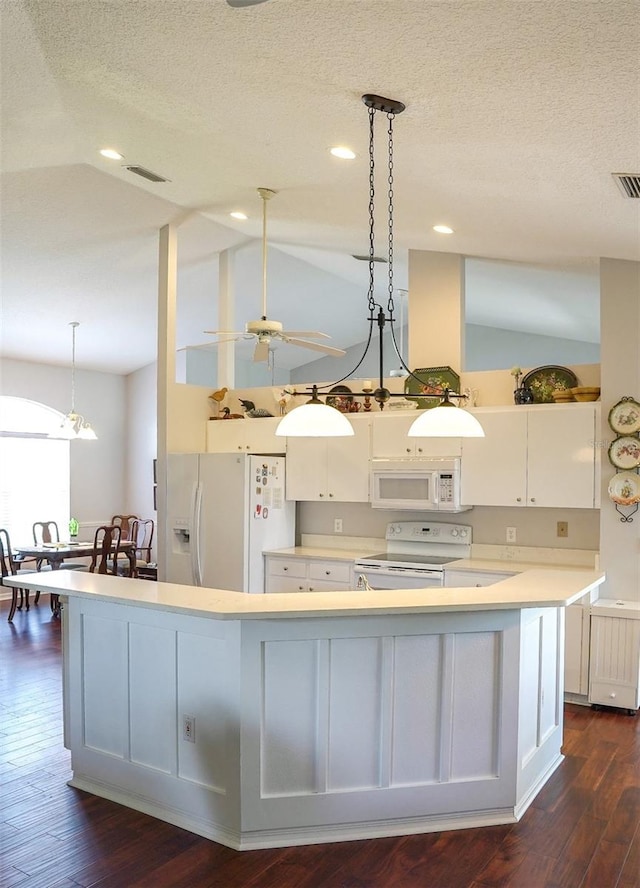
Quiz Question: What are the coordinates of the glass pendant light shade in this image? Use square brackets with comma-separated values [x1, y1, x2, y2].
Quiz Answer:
[408, 403, 485, 438]
[276, 402, 354, 437]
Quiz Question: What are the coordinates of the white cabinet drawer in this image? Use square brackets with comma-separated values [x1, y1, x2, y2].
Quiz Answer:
[267, 559, 307, 579]
[589, 681, 638, 711]
[309, 561, 352, 583]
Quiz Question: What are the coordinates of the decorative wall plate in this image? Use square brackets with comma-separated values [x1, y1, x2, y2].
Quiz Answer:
[608, 436, 640, 470]
[608, 398, 640, 435]
[404, 366, 460, 409]
[520, 366, 578, 403]
[326, 385, 353, 412]
[608, 471, 640, 506]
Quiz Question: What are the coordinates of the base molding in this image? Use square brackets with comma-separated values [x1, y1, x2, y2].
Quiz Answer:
[69, 774, 522, 851]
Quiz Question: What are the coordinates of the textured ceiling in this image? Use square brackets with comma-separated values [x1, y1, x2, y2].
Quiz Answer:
[1, 0, 638, 374]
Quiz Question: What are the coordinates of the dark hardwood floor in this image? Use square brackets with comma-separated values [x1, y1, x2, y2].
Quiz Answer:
[1, 597, 639, 888]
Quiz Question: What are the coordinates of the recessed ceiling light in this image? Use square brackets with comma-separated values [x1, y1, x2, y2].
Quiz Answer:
[330, 146, 356, 160]
[99, 148, 124, 160]
[433, 224, 454, 234]
[230, 211, 248, 220]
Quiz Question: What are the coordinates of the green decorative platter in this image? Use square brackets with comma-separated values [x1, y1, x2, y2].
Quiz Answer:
[404, 366, 460, 410]
[521, 365, 578, 403]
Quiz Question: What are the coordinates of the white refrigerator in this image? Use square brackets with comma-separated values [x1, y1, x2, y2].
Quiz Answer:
[166, 453, 295, 593]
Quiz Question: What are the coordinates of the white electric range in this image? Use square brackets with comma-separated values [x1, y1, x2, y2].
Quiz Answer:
[354, 521, 472, 590]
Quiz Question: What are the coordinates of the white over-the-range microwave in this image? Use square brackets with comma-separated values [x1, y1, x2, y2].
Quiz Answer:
[370, 458, 471, 512]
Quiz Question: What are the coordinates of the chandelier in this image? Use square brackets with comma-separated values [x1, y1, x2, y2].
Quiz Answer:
[276, 93, 484, 439]
[51, 322, 98, 440]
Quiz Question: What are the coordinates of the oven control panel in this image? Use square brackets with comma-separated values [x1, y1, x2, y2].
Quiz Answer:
[385, 521, 472, 544]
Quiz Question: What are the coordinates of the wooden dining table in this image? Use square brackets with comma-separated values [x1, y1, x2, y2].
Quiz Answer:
[13, 540, 136, 615]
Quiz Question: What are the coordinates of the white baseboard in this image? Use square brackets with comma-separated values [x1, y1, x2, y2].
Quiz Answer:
[69, 774, 519, 851]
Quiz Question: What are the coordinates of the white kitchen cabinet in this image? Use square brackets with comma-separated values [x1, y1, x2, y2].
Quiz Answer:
[285, 414, 371, 502]
[371, 412, 462, 458]
[206, 417, 285, 454]
[443, 568, 515, 587]
[265, 555, 354, 593]
[461, 404, 599, 509]
[589, 599, 640, 713]
[564, 601, 591, 696]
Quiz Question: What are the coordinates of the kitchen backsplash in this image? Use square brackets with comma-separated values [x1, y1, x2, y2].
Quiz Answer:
[297, 501, 599, 552]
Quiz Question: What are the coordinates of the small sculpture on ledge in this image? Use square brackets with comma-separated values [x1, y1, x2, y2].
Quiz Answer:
[239, 399, 274, 418]
[510, 366, 534, 405]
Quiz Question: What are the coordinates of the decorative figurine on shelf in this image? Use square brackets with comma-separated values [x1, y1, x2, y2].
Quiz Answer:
[208, 387, 229, 419]
[511, 366, 534, 405]
[239, 399, 274, 418]
[273, 388, 293, 416]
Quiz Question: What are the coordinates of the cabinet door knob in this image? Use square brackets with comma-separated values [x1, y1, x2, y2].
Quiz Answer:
[530, 497, 536, 503]
[516, 497, 522, 502]
[299, 586, 304, 591]
[609, 692, 617, 698]
[319, 493, 324, 497]
[309, 587, 314, 592]
[417, 447, 423, 453]
[406, 447, 411, 453]
[283, 566, 288, 571]
[325, 570, 330, 575]
[329, 493, 334, 498]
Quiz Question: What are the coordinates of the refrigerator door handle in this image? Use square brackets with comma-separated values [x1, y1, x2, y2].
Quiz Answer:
[192, 484, 203, 586]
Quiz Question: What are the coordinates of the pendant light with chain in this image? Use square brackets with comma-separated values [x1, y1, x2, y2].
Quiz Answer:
[276, 94, 484, 438]
[50, 322, 98, 440]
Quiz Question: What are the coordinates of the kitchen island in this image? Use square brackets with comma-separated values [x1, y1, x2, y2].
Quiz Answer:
[8, 568, 605, 851]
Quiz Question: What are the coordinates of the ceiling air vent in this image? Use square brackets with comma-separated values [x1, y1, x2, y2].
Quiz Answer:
[612, 173, 640, 198]
[125, 165, 170, 183]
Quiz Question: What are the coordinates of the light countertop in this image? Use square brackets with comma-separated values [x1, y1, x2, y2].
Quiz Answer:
[6, 568, 605, 621]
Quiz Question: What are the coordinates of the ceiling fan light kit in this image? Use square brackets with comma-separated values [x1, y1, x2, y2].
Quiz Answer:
[276, 94, 485, 439]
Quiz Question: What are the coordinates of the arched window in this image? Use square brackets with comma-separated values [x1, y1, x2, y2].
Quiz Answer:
[0, 397, 70, 545]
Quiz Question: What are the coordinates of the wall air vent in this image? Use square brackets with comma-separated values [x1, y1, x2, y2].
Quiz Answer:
[352, 254, 387, 263]
[612, 173, 640, 198]
[124, 165, 170, 183]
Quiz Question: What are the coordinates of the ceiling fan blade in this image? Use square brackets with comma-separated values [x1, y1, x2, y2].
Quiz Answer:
[284, 338, 347, 357]
[253, 340, 270, 362]
[281, 330, 331, 340]
[227, 0, 270, 6]
[203, 329, 255, 339]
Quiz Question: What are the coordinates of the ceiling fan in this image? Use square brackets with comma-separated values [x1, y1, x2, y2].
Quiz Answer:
[203, 187, 346, 363]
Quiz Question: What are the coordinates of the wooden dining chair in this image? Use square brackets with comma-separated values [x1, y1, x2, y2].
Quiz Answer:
[131, 518, 154, 566]
[32, 521, 60, 546]
[111, 515, 139, 541]
[89, 525, 122, 575]
[1, 528, 37, 622]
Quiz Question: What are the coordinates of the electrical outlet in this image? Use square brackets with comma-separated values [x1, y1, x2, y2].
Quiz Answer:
[506, 527, 517, 544]
[334, 518, 343, 534]
[183, 715, 195, 743]
[557, 521, 568, 538]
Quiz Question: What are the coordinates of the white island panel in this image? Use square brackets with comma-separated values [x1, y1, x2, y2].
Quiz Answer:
[130, 622, 176, 774]
[82, 614, 128, 758]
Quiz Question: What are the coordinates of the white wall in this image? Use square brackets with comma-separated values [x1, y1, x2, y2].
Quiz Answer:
[0, 357, 126, 525]
[126, 362, 157, 533]
[599, 259, 640, 604]
[466, 324, 600, 371]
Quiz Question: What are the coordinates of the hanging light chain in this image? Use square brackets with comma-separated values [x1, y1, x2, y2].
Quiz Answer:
[367, 105, 376, 314]
[70, 321, 78, 413]
[387, 111, 396, 316]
